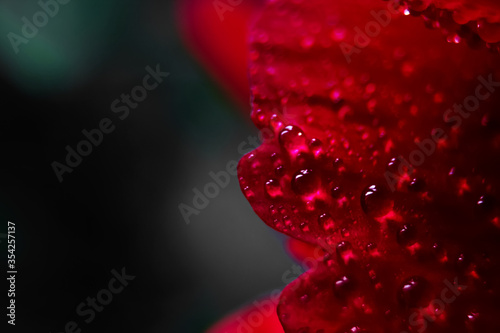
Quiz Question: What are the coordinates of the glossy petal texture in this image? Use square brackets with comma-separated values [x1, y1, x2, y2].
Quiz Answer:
[238, 0, 500, 331]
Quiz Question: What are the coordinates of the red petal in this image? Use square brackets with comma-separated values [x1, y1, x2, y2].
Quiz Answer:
[278, 255, 500, 332]
[238, 0, 500, 248]
[403, 0, 500, 45]
[207, 296, 284, 333]
[238, 0, 500, 331]
[286, 238, 323, 263]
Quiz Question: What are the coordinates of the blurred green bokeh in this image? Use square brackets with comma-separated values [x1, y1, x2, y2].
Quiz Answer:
[0, 0, 133, 94]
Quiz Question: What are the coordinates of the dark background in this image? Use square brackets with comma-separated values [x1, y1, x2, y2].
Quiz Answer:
[0, 1, 293, 332]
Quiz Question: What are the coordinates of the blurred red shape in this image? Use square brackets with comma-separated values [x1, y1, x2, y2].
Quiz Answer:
[177, 0, 263, 108]
[207, 295, 284, 333]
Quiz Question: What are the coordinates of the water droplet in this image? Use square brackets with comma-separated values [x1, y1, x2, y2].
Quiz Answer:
[265, 179, 283, 198]
[397, 276, 429, 308]
[387, 157, 411, 175]
[477, 195, 495, 212]
[283, 215, 292, 228]
[292, 169, 319, 195]
[446, 33, 461, 44]
[300, 221, 309, 232]
[330, 186, 342, 198]
[341, 228, 350, 237]
[432, 242, 447, 262]
[360, 185, 393, 218]
[477, 20, 500, 44]
[243, 186, 255, 200]
[466, 311, 479, 323]
[318, 213, 335, 231]
[279, 125, 307, 154]
[333, 158, 344, 173]
[309, 138, 324, 158]
[275, 165, 285, 177]
[334, 275, 355, 298]
[366, 243, 379, 256]
[408, 178, 425, 192]
[456, 253, 470, 271]
[397, 224, 417, 246]
[251, 108, 267, 128]
[270, 114, 285, 132]
[337, 241, 355, 264]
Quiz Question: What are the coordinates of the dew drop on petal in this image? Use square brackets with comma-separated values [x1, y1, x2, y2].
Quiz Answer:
[360, 185, 394, 218]
[330, 186, 341, 198]
[466, 311, 479, 324]
[265, 179, 283, 198]
[292, 169, 319, 195]
[337, 241, 355, 264]
[309, 138, 324, 158]
[300, 221, 310, 232]
[397, 224, 417, 246]
[318, 213, 335, 231]
[476, 195, 495, 212]
[408, 178, 426, 192]
[270, 114, 285, 132]
[397, 276, 429, 308]
[243, 186, 255, 200]
[334, 275, 355, 298]
[279, 125, 307, 154]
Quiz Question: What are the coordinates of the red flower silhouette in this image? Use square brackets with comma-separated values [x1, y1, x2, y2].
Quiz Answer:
[177, 0, 263, 108]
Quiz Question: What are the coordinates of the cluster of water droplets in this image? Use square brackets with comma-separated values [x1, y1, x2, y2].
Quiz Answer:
[243, 1, 500, 331]
[402, 0, 500, 50]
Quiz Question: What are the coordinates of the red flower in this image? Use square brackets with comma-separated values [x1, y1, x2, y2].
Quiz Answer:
[180, 0, 500, 332]
[236, 0, 500, 332]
